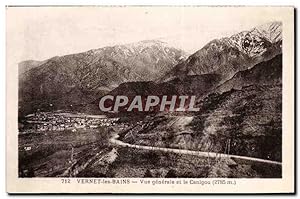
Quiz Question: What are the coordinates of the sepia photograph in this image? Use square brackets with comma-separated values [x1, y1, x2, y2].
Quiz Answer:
[6, 6, 295, 193]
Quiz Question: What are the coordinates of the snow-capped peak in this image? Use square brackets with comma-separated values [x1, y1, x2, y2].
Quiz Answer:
[228, 21, 282, 57]
[252, 21, 282, 43]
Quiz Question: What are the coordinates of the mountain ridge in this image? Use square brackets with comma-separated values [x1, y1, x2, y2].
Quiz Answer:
[161, 21, 282, 83]
[215, 54, 282, 93]
[19, 40, 187, 116]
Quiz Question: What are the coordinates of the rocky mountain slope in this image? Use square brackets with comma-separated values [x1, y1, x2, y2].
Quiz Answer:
[162, 21, 282, 83]
[216, 54, 282, 93]
[104, 52, 282, 114]
[108, 73, 222, 97]
[193, 83, 282, 161]
[19, 40, 186, 116]
[119, 51, 282, 162]
[121, 83, 282, 162]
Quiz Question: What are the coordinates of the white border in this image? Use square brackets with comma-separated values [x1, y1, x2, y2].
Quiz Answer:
[1, 0, 299, 198]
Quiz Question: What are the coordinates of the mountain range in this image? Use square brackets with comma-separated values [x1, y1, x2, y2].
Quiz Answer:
[161, 21, 282, 83]
[19, 40, 186, 115]
[104, 22, 282, 106]
[19, 21, 282, 117]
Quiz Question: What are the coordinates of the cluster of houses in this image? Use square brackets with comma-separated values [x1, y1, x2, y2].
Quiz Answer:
[24, 112, 119, 132]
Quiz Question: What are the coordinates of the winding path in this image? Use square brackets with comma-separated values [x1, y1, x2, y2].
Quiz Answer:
[109, 134, 282, 166]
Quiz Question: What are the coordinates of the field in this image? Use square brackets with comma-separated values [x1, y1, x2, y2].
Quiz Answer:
[18, 127, 111, 177]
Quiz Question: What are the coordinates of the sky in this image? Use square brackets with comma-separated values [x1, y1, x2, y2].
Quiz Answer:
[7, 6, 283, 62]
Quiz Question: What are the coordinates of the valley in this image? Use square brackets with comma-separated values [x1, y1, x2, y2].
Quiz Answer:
[19, 111, 281, 178]
[18, 21, 283, 178]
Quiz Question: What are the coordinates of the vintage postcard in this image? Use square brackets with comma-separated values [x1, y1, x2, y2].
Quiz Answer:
[6, 6, 295, 194]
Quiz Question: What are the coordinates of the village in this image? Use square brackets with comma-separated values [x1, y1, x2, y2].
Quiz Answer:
[21, 112, 120, 133]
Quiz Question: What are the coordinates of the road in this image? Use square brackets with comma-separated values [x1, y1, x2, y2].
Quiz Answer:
[109, 134, 282, 166]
